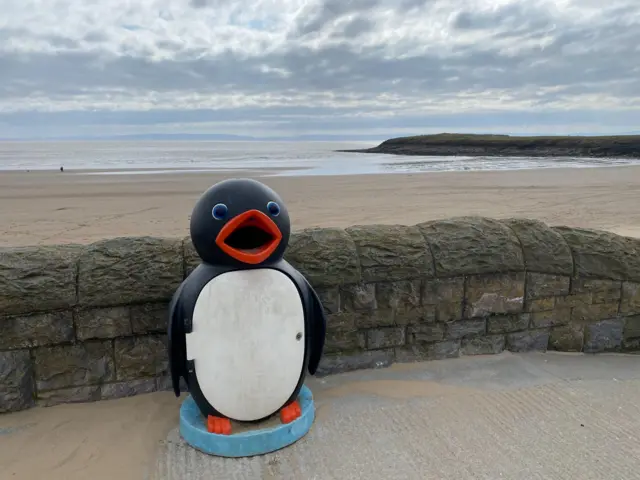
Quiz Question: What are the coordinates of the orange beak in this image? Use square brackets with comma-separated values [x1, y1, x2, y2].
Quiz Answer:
[215, 209, 282, 264]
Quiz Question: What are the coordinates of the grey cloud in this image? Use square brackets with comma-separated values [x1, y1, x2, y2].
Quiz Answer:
[83, 32, 109, 43]
[295, 0, 381, 36]
[399, 0, 434, 9]
[189, 0, 233, 8]
[46, 34, 80, 49]
[2, 24, 640, 101]
[190, 0, 211, 8]
[1, 0, 640, 137]
[452, 4, 537, 30]
[338, 17, 374, 38]
[3, 107, 640, 139]
[0, 27, 28, 42]
[0, 107, 635, 129]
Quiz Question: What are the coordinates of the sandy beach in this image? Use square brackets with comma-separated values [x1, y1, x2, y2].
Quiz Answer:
[1, 165, 640, 247]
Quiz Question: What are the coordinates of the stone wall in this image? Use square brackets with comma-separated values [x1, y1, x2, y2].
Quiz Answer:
[1, 216, 639, 413]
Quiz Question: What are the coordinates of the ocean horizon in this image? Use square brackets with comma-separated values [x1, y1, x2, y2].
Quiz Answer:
[1, 140, 640, 176]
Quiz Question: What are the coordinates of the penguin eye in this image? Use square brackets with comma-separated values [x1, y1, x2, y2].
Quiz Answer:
[267, 201, 280, 217]
[212, 203, 228, 220]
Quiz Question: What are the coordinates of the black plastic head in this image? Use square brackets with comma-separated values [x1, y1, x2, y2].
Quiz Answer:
[189, 178, 291, 266]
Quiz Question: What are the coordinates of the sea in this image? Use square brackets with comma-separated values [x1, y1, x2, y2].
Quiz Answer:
[1, 140, 639, 176]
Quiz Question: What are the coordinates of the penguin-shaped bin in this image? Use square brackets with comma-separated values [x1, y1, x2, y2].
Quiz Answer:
[168, 178, 326, 435]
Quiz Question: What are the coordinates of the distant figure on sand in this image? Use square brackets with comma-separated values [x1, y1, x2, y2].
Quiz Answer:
[60, 166, 64, 172]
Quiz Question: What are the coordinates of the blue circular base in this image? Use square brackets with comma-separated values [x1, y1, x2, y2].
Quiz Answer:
[179, 385, 315, 458]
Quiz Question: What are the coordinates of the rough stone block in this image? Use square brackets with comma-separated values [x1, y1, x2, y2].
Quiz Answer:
[114, 335, 168, 381]
[407, 324, 445, 344]
[423, 277, 464, 303]
[461, 335, 506, 355]
[345, 224, 434, 282]
[0, 244, 80, 315]
[38, 386, 101, 407]
[395, 340, 461, 362]
[324, 330, 366, 354]
[583, 318, 625, 353]
[553, 226, 640, 281]
[418, 217, 524, 276]
[572, 302, 619, 325]
[506, 330, 549, 352]
[446, 319, 486, 340]
[316, 349, 394, 376]
[554, 293, 591, 309]
[367, 327, 406, 349]
[75, 306, 132, 340]
[622, 338, 640, 351]
[524, 297, 555, 313]
[549, 325, 584, 352]
[434, 303, 462, 323]
[620, 282, 640, 315]
[285, 228, 360, 287]
[34, 341, 114, 391]
[351, 310, 394, 329]
[487, 314, 530, 334]
[326, 312, 358, 332]
[465, 273, 525, 317]
[101, 379, 158, 400]
[340, 284, 376, 312]
[0, 350, 34, 413]
[571, 278, 622, 304]
[131, 303, 169, 334]
[502, 218, 573, 274]
[529, 309, 571, 328]
[78, 237, 183, 307]
[423, 277, 464, 322]
[316, 287, 340, 314]
[526, 273, 570, 299]
[0, 311, 74, 350]
[375, 280, 427, 325]
[623, 315, 640, 341]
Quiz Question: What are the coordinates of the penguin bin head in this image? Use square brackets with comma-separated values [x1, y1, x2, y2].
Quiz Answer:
[190, 178, 291, 266]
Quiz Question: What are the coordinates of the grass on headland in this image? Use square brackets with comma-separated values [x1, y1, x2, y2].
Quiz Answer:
[381, 133, 640, 146]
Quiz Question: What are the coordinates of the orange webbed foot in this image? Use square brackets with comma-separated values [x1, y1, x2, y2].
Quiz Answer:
[280, 400, 302, 424]
[207, 415, 232, 435]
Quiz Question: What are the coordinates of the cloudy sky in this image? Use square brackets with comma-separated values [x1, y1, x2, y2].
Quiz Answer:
[1, 0, 640, 139]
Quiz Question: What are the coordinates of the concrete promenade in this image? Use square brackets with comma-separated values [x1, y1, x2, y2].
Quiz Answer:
[151, 351, 640, 479]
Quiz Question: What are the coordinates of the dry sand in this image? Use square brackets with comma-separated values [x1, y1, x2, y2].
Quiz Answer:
[2, 165, 640, 247]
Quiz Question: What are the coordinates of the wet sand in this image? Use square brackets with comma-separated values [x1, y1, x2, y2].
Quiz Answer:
[1, 165, 640, 247]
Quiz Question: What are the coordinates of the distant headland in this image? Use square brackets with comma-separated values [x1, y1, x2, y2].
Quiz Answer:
[338, 133, 640, 158]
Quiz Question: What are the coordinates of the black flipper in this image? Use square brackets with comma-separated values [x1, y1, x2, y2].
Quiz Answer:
[168, 281, 188, 397]
[304, 279, 326, 375]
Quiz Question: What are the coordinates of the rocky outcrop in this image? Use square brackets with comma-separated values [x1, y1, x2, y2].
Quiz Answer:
[1, 216, 639, 413]
[339, 133, 640, 158]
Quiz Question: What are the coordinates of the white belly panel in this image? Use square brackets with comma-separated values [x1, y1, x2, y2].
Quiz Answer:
[186, 268, 305, 421]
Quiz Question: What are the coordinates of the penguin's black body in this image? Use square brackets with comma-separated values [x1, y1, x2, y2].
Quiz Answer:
[168, 178, 326, 425]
